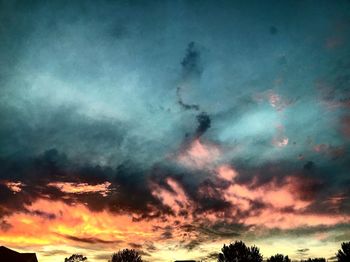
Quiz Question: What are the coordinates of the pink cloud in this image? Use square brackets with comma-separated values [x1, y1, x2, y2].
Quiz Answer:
[313, 144, 346, 159]
[151, 178, 192, 215]
[216, 165, 238, 181]
[223, 175, 311, 211]
[243, 209, 350, 229]
[272, 124, 289, 148]
[177, 139, 220, 169]
[253, 90, 296, 112]
[341, 116, 350, 139]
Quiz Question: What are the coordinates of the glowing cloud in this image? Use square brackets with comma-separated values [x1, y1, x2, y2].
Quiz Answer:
[216, 165, 238, 181]
[177, 139, 220, 169]
[4, 181, 24, 193]
[47, 182, 112, 197]
[151, 178, 192, 215]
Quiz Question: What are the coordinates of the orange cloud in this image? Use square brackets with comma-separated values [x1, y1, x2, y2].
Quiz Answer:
[0, 198, 208, 262]
[3, 181, 24, 193]
[47, 181, 112, 196]
[1, 184, 350, 261]
[0, 199, 159, 257]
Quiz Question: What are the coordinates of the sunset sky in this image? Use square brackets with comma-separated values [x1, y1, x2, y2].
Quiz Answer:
[1, 1, 350, 261]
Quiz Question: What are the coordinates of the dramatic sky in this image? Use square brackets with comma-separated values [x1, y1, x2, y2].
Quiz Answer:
[1, 0, 350, 261]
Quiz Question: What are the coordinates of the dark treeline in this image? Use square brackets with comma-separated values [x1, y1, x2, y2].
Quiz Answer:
[64, 241, 350, 262]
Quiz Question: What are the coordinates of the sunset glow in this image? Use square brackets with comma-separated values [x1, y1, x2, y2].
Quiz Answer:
[1, 1, 350, 261]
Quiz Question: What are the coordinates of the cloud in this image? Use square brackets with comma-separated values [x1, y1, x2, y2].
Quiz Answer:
[195, 112, 211, 138]
[1, 1, 350, 261]
[297, 248, 310, 255]
[128, 243, 143, 249]
[177, 42, 203, 111]
[0, 220, 12, 232]
[62, 235, 121, 244]
[47, 181, 112, 197]
[341, 116, 350, 139]
[94, 253, 113, 260]
[177, 86, 200, 111]
[181, 42, 202, 79]
[176, 139, 220, 169]
[151, 177, 192, 216]
[3, 181, 24, 193]
[202, 251, 220, 261]
[41, 250, 69, 257]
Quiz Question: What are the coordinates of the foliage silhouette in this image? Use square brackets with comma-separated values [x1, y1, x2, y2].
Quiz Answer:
[64, 254, 87, 262]
[110, 249, 143, 262]
[301, 259, 325, 262]
[218, 240, 263, 262]
[267, 254, 291, 262]
[336, 241, 350, 262]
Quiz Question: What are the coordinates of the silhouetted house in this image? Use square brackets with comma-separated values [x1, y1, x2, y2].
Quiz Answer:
[0, 246, 38, 262]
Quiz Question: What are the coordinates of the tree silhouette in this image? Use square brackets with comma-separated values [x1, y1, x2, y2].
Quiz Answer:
[336, 241, 350, 262]
[267, 254, 291, 262]
[301, 259, 325, 262]
[64, 254, 87, 262]
[110, 249, 143, 262]
[218, 240, 263, 262]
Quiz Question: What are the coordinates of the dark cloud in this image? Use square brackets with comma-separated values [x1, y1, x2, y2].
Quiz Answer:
[304, 161, 315, 171]
[176, 42, 203, 111]
[256, 224, 350, 241]
[195, 112, 211, 138]
[41, 250, 69, 257]
[201, 251, 220, 261]
[136, 250, 151, 257]
[183, 240, 202, 251]
[144, 241, 157, 253]
[24, 209, 56, 220]
[0, 219, 12, 232]
[0, 106, 127, 166]
[199, 223, 243, 239]
[1, 146, 349, 228]
[177, 86, 200, 111]
[128, 243, 143, 249]
[61, 234, 122, 245]
[0, 149, 163, 219]
[161, 227, 173, 240]
[181, 42, 202, 78]
[297, 248, 310, 255]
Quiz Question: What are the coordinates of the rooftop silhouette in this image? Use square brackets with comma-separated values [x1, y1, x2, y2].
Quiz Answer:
[0, 246, 38, 262]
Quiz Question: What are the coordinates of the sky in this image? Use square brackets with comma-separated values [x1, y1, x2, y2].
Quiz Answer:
[0, 0, 350, 261]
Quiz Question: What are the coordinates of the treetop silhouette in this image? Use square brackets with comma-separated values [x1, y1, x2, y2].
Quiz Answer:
[64, 254, 87, 262]
[336, 241, 350, 262]
[300, 258, 325, 262]
[110, 249, 143, 262]
[218, 240, 263, 262]
[267, 254, 291, 262]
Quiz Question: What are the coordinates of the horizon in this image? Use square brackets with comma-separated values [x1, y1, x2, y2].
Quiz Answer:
[0, 0, 350, 261]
